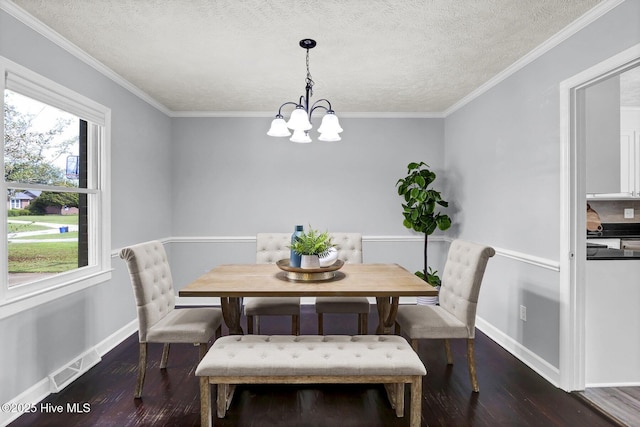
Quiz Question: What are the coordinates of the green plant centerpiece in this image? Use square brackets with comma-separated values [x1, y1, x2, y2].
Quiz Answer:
[396, 161, 451, 287]
[289, 227, 335, 269]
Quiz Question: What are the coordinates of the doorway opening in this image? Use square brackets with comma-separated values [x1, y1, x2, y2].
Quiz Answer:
[559, 43, 640, 404]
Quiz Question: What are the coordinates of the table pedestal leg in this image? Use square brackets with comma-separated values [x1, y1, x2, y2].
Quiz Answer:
[376, 296, 399, 334]
[220, 297, 243, 335]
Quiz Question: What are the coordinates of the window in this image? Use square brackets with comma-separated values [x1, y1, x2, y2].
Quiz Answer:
[1, 56, 111, 311]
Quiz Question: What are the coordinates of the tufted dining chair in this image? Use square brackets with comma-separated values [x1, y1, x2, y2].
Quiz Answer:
[244, 233, 300, 335]
[394, 239, 495, 392]
[315, 233, 370, 335]
[120, 240, 223, 398]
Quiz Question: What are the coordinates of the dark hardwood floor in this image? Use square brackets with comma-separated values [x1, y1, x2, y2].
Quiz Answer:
[10, 306, 617, 426]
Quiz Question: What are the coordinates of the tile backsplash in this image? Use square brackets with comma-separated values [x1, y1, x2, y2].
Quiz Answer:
[587, 200, 640, 223]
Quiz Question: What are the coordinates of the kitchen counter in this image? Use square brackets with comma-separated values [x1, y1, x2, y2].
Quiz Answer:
[587, 246, 640, 260]
[587, 223, 640, 260]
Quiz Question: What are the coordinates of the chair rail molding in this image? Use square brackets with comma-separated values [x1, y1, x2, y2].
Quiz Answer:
[112, 235, 559, 273]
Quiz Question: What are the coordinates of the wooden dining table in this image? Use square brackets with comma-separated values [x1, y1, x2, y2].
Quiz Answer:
[178, 263, 438, 335]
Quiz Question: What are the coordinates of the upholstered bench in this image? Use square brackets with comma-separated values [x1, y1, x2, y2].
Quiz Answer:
[196, 335, 426, 427]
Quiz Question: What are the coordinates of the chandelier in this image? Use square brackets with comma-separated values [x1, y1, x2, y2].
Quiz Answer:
[267, 39, 343, 143]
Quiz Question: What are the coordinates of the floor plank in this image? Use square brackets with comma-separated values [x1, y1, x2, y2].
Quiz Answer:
[577, 387, 640, 427]
[9, 306, 618, 426]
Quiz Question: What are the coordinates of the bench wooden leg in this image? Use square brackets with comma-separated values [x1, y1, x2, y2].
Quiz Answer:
[410, 376, 422, 427]
[200, 377, 211, 427]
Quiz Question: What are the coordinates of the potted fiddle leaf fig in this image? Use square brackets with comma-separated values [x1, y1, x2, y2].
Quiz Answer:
[289, 227, 335, 269]
[396, 162, 451, 298]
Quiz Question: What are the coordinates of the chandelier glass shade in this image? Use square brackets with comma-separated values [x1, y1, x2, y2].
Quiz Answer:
[267, 39, 343, 143]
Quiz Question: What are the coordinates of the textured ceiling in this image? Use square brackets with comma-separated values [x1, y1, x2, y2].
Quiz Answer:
[11, 0, 605, 114]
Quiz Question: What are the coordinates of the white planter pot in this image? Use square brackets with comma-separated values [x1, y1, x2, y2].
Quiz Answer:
[417, 286, 440, 305]
[300, 255, 320, 269]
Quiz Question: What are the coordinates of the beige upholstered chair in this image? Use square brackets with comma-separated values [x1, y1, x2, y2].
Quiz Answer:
[315, 233, 370, 335]
[244, 233, 300, 335]
[120, 240, 223, 398]
[395, 239, 495, 392]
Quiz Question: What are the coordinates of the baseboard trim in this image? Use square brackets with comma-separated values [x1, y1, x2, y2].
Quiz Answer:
[476, 316, 561, 387]
[94, 319, 138, 356]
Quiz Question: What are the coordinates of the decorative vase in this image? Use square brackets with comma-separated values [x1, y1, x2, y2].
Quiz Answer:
[319, 247, 338, 267]
[290, 225, 303, 268]
[300, 254, 320, 269]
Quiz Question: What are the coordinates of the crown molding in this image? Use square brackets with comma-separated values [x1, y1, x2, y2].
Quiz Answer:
[168, 110, 445, 119]
[0, 0, 172, 116]
[443, 0, 627, 117]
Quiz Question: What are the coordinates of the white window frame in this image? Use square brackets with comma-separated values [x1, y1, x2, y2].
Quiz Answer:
[1, 56, 111, 318]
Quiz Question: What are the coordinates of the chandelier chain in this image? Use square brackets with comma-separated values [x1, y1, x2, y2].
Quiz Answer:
[305, 48, 314, 98]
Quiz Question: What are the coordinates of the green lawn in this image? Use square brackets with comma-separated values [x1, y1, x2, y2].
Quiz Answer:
[9, 214, 78, 225]
[8, 222, 50, 233]
[8, 241, 79, 273]
[7, 215, 80, 273]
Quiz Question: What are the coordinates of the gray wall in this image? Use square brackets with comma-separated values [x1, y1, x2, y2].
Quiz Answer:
[444, 0, 640, 371]
[170, 117, 443, 236]
[0, 10, 173, 404]
[168, 116, 446, 287]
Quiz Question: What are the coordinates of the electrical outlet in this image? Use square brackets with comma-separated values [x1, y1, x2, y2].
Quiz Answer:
[519, 305, 527, 321]
[624, 208, 634, 219]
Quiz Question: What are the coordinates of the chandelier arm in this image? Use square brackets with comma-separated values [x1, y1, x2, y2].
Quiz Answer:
[309, 98, 335, 120]
[276, 101, 301, 117]
[310, 98, 333, 111]
[308, 104, 329, 120]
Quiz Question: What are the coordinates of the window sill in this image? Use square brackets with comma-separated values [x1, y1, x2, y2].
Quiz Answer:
[0, 270, 112, 320]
